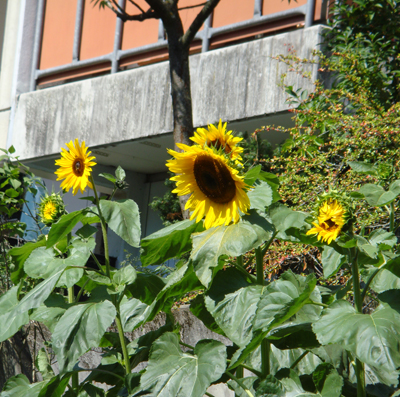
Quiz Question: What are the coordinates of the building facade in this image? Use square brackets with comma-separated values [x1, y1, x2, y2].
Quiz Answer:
[0, 0, 327, 264]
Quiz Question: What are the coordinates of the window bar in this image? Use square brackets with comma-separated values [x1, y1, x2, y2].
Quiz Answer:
[305, 0, 316, 27]
[201, 14, 212, 53]
[112, 0, 126, 73]
[73, 0, 85, 62]
[29, 0, 46, 91]
[158, 19, 164, 41]
[254, 0, 262, 18]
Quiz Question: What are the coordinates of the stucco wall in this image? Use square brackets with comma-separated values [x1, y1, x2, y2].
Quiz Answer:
[10, 25, 324, 161]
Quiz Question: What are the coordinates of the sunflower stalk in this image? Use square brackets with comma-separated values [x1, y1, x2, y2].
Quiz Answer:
[350, 248, 366, 397]
[90, 176, 132, 375]
[255, 247, 270, 377]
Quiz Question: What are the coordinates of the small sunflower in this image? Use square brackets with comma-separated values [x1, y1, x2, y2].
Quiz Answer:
[191, 120, 243, 161]
[38, 193, 66, 226]
[306, 199, 347, 244]
[55, 139, 96, 195]
[167, 144, 250, 229]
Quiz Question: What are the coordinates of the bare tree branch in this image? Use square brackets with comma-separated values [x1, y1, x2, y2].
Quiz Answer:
[110, 0, 125, 14]
[178, 2, 206, 11]
[182, 0, 221, 47]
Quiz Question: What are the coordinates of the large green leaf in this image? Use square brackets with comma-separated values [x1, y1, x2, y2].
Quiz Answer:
[120, 296, 151, 332]
[30, 294, 68, 332]
[52, 299, 116, 373]
[361, 264, 400, 293]
[8, 238, 46, 283]
[205, 267, 263, 347]
[127, 273, 165, 305]
[358, 184, 397, 207]
[0, 374, 43, 397]
[141, 219, 204, 267]
[230, 271, 318, 369]
[248, 181, 273, 211]
[191, 211, 274, 286]
[46, 210, 86, 248]
[37, 374, 71, 397]
[100, 199, 141, 247]
[0, 287, 29, 342]
[135, 333, 226, 397]
[321, 246, 346, 279]
[254, 271, 318, 332]
[312, 300, 400, 385]
[268, 203, 310, 242]
[25, 239, 94, 288]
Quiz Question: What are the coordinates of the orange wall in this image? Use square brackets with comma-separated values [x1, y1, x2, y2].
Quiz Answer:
[80, 1, 116, 61]
[40, 0, 77, 69]
[38, 0, 325, 78]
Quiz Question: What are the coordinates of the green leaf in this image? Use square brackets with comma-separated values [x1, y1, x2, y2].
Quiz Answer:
[0, 287, 29, 342]
[25, 239, 95, 288]
[76, 384, 105, 397]
[52, 300, 116, 373]
[191, 211, 274, 287]
[47, 210, 87, 247]
[321, 246, 346, 278]
[348, 161, 378, 175]
[358, 184, 397, 206]
[355, 235, 379, 259]
[255, 375, 285, 397]
[113, 265, 137, 286]
[312, 363, 343, 397]
[268, 203, 309, 242]
[127, 322, 174, 370]
[254, 271, 318, 332]
[8, 145, 15, 154]
[368, 228, 397, 250]
[36, 348, 54, 382]
[389, 180, 400, 196]
[248, 181, 273, 211]
[141, 219, 204, 267]
[30, 294, 68, 332]
[99, 173, 116, 183]
[37, 374, 71, 397]
[100, 199, 141, 247]
[312, 300, 400, 386]
[228, 377, 258, 397]
[127, 273, 165, 305]
[205, 267, 262, 347]
[0, 374, 43, 397]
[115, 166, 126, 181]
[120, 297, 150, 332]
[8, 238, 46, 283]
[361, 264, 400, 293]
[136, 333, 226, 397]
[76, 224, 98, 239]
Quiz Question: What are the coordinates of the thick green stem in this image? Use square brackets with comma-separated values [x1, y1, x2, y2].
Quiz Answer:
[226, 371, 255, 397]
[350, 249, 366, 397]
[68, 287, 79, 392]
[255, 247, 270, 377]
[390, 200, 395, 232]
[236, 255, 244, 267]
[90, 175, 131, 375]
[235, 365, 244, 397]
[290, 351, 308, 369]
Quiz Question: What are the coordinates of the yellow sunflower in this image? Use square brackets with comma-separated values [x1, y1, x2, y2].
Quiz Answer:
[167, 144, 250, 229]
[38, 193, 66, 226]
[191, 119, 243, 161]
[306, 199, 346, 244]
[55, 139, 96, 195]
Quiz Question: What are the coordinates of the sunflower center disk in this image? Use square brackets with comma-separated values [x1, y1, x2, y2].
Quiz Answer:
[73, 158, 85, 177]
[194, 154, 236, 204]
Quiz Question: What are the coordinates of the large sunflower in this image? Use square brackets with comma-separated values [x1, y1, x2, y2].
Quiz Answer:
[167, 144, 250, 229]
[191, 120, 243, 161]
[306, 199, 346, 244]
[55, 139, 96, 195]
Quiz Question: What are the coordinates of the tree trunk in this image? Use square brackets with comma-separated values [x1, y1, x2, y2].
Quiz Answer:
[164, 11, 194, 218]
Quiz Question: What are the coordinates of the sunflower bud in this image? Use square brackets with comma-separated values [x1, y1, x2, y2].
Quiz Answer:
[38, 193, 66, 226]
[306, 191, 352, 244]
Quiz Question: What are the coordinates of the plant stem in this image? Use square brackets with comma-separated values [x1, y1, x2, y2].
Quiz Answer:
[68, 286, 79, 392]
[361, 266, 382, 303]
[237, 255, 243, 267]
[290, 351, 308, 369]
[255, 246, 270, 377]
[235, 365, 244, 397]
[350, 249, 366, 397]
[90, 175, 131, 375]
[390, 200, 395, 232]
[226, 371, 254, 397]
[179, 341, 194, 350]
[308, 300, 328, 308]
